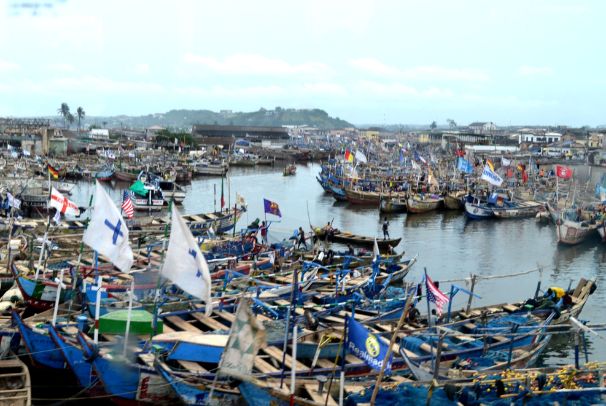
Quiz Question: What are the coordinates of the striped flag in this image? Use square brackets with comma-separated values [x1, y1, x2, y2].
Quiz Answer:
[121, 190, 134, 219]
[425, 274, 449, 316]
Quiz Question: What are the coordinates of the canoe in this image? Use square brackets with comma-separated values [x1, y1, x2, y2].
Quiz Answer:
[98, 309, 162, 335]
[492, 200, 544, 219]
[314, 229, 401, 249]
[406, 195, 443, 213]
[344, 188, 382, 205]
[379, 196, 407, 213]
[444, 191, 465, 210]
[556, 219, 599, 245]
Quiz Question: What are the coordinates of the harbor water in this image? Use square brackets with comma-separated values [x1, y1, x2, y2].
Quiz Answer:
[68, 162, 606, 368]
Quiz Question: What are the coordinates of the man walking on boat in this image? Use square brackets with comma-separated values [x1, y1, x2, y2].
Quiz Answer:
[382, 217, 390, 240]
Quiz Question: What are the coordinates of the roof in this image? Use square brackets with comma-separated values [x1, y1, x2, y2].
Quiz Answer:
[468, 122, 489, 127]
[90, 129, 109, 136]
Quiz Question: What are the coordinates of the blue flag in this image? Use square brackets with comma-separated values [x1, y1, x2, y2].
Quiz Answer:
[346, 316, 392, 372]
[457, 157, 473, 174]
[263, 198, 282, 217]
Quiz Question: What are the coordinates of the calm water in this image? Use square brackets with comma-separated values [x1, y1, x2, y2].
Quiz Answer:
[68, 162, 606, 367]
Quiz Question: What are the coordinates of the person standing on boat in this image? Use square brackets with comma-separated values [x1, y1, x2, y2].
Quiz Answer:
[297, 226, 308, 250]
[260, 221, 268, 244]
[382, 217, 390, 240]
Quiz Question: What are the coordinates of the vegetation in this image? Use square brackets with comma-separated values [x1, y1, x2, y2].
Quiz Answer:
[87, 107, 353, 130]
[155, 129, 196, 147]
[76, 107, 86, 132]
[57, 102, 70, 128]
[430, 121, 437, 131]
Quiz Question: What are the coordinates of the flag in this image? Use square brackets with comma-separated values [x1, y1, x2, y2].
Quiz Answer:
[501, 157, 511, 167]
[47, 164, 59, 179]
[373, 238, 380, 263]
[425, 274, 449, 316]
[480, 164, 503, 186]
[399, 149, 405, 164]
[121, 191, 134, 219]
[220, 177, 225, 209]
[236, 193, 246, 207]
[263, 198, 281, 217]
[517, 163, 526, 172]
[83, 181, 133, 273]
[455, 149, 465, 157]
[556, 165, 573, 179]
[53, 210, 61, 224]
[344, 149, 354, 162]
[522, 170, 529, 184]
[219, 298, 266, 379]
[6, 192, 20, 209]
[456, 158, 474, 174]
[161, 205, 213, 314]
[486, 159, 494, 171]
[346, 316, 392, 372]
[413, 150, 426, 164]
[355, 150, 368, 163]
[49, 187, 80, 216]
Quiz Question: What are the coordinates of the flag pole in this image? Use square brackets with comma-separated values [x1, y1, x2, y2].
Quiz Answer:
[369, 285, 414, 405]
[122, 277, 135, 356]
[35, 167, 53, 280]
[424, 268, 432, 329]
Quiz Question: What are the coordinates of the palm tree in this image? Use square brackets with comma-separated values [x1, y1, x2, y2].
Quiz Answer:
[67, 113, 75, 129]
[430, 121, 437, 131]
[57, 102, 70, 128]
[76, 107, 86, 133]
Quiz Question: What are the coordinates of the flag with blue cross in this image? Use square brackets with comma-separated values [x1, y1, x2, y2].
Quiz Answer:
[161, 205, 213, 314]
[83, 181, 134, 273]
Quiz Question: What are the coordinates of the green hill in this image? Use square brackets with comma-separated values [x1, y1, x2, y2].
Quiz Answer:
[87, 107, 353, 130]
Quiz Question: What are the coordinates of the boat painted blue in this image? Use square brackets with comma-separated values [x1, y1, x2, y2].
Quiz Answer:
[12, 311, 65, 369]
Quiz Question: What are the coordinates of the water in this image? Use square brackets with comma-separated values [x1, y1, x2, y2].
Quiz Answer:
[68, 162, 606, 367]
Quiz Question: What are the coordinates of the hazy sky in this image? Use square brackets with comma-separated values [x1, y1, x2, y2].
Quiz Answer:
[1, 0, 604, 126]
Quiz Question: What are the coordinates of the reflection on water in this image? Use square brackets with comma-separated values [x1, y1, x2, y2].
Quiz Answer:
[67, 162, 606, 367]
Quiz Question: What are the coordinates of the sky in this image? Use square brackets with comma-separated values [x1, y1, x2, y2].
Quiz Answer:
[1, 0, 605, 126]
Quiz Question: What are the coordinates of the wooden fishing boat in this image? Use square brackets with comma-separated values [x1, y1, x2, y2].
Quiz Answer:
[193, 161, 228, 176]
[464, 199, 495, 219]
[113, 169, 138, 182]
[94, 165, 114, 181]
[406, 194, 443, 213]
[379, 196, 407, 213]
[313, 228, 401, 249]
[492, 200, 544, 219]
[283, 164, 297, 176]
[344, 188, 382, 205]
[444, 190, 466, 210]
[0, 358, 31, 406]
[556, 219, 599, 245]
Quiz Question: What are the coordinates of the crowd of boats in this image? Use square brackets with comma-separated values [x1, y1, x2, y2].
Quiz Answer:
[316, 147, 606, 246]
[0, 143, 602, 405]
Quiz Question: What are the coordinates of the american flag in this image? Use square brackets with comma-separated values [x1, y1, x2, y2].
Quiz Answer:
[121, 190, 134, 219]
[425, 274, 449, 316]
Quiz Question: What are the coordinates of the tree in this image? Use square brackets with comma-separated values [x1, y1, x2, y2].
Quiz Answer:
[447, 119, 457, 129]
[76, 107, 86, 133]
[430, 121, 437, 131]
[57, 102, 70, 128]
[66, 113, 75, 128]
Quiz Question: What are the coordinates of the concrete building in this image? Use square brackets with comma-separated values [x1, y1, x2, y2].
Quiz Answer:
[468, 122, 497, 135]
[89, 129, 110, 139]
[191, 124, 290, 147]
[517, 132, 562, 144]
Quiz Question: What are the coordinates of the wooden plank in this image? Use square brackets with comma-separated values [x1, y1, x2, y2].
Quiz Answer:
[190, 312, 230, 331]
[178, 360, 207, 373]
[263, 346, 307, 371]
[314, 358, 337, 369]
[165, 316, 202, 333]
[254, 357, 279, 374]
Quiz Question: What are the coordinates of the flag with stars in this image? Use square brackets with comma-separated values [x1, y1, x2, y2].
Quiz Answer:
[425, 273, 449, 316]
[83, 181, 133, 273]
[161, 205, 213, 314]
[219, 297, 266, 379]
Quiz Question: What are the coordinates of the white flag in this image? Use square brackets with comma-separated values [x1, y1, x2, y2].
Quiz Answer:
[480, 165, 504, 187]
[236, 193, 246, 207]
[83, 182, 133, 273]
[161, 205, 213, 314]
[373, 238, 380, 262]
[501, 157, 511, 167]
[355, 150, 368, 163]
[219, 298, 266, 379]
[6, 193, 20, 209]
[49, 187, 80, 216]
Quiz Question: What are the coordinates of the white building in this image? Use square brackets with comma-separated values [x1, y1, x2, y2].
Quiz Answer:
[89, 129, 110, 139]
[468, 122, 497, 135]
[517, 132, 561, 144]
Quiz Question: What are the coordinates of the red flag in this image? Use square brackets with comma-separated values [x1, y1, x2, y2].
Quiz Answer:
[556, 165, 572, 179]
[220, 177, 225, 209]
[522, 170, 528, 184]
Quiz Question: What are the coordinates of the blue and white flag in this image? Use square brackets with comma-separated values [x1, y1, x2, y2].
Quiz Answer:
[161, 205, 213, 314]
[413, 150, 426, 164]
[83, 181, 133, 273]
[480, 164, 504, 186]
[457, 158, 474, 174]
[347, 316, 392, 372]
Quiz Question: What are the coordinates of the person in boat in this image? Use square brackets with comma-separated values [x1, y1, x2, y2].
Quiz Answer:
[347, 244, 355, 256]
[387, 244, 395, 255]
[323, 222, 335, 239]
[430, 308, 439, 325]
[296, 226, 308, 250]
[382, 217, 390, 240]
[406, 304, 421, 325]
[260, 221, 268, 244]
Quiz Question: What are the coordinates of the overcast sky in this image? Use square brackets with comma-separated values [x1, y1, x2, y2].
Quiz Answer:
[1, 0, 604, 126]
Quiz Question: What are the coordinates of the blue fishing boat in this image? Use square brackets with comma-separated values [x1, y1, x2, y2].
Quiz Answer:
[12, 311, 66, 369]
